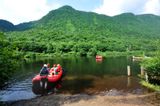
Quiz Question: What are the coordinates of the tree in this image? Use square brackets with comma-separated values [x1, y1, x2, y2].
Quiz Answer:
[0, 32, 18, 86]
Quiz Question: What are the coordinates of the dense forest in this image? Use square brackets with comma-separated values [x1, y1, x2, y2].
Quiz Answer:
[0, 5, 159, 57]
[0, 32, 18, 86]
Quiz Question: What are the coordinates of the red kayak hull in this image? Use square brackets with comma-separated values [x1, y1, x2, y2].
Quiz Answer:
[32, 68, 63, 83]
[32, 67, 63, 95]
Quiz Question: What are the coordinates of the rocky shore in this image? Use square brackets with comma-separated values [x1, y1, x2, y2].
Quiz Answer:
[3, 91, 160, 106]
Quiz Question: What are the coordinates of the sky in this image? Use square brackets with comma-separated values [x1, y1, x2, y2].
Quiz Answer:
[0, 0, 160, 25]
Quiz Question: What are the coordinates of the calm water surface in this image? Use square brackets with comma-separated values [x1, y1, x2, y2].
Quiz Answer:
[0, 56, 153, 102]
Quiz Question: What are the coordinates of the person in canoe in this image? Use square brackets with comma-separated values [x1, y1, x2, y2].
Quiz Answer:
[40, 64, 50, 75]
[49, 64, 62, 89]
[50, 64, 61, 75]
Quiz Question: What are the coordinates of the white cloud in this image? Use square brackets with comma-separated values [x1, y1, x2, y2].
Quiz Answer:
[1, 0, 160, 24]
[0, 0, 61, 24]
[144, 0, 160, 15]
[94, 0, 160, 16]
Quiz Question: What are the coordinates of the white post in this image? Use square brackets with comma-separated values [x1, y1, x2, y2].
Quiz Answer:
[127, 65, 131, 76]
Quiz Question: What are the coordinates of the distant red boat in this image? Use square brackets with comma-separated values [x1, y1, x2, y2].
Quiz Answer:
[32, 64, 65, 95]
[96, 55, 103, 59]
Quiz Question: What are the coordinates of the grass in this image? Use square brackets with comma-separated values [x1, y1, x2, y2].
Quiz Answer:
[140, 80, 160, 91]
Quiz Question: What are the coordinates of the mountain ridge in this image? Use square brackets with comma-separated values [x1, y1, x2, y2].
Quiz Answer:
[5, 5, 160, 40]
[0, 5, 160, 31]
[0, 19, 15, 31]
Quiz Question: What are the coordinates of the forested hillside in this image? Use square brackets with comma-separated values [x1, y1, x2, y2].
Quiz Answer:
[1, 5, 160, 56]
[0, 19, 15, 31]
[0, 32, 18, 86]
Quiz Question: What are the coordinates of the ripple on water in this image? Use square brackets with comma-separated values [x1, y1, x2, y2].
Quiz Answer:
[0, 78, 36, 102]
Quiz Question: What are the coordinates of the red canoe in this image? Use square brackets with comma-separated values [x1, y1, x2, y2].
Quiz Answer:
[32, 64, 64, 95]
[96, 55, 103, 59]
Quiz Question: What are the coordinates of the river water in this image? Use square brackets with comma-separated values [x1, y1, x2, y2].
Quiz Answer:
[0, 56, 154, 102]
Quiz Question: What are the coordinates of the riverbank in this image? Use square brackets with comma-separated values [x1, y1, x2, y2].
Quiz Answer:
[140, 81, 160, 92]
[5, 92, 160, 106]
[21, 50, 159, 60]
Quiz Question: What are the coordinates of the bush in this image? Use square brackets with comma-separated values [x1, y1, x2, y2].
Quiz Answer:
[141, 57, 160, 84]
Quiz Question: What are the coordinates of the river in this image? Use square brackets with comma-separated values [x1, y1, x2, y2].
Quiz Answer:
[0, 56, 153, 102]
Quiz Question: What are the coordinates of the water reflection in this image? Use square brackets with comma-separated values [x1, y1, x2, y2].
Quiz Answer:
[0, 56, 154, 102]
[96, 58, 103, 63]
[60, 75, 148, 95]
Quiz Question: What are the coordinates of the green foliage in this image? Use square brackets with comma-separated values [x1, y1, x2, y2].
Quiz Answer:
[140, 80, 160, 91]
[2, 5, 160, 57]
[0, 32, 18, 86]
[141, 57, 160, 85]
[142, 57, 160, 77]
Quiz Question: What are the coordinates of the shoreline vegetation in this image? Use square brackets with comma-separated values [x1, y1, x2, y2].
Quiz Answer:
[21, 50, 158, 59]
[140, 56, 160, 91]
[140, 80, 160, 92]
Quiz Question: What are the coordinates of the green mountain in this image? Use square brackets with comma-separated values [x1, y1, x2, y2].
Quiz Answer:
[7, 5, 160, 37]
[0, 20, 34, 31]
[0, 19, 15, 31]
[15, 22, 34, 31]
[5, 6, 160, 55]
[2, 5, 160, 36]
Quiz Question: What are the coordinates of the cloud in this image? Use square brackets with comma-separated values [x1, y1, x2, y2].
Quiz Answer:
[0, 0, 61, 24]
[144, 0, 160, 15]
[94, 0, 160, 16]
[1, 0, 160, 24]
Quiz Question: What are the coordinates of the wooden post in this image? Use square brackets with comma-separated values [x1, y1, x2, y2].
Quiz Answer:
[140, 66, 145, 76]
[127, 65, 131, 76]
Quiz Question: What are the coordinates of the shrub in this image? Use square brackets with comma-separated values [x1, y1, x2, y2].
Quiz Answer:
[141, 57, 160, 84]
